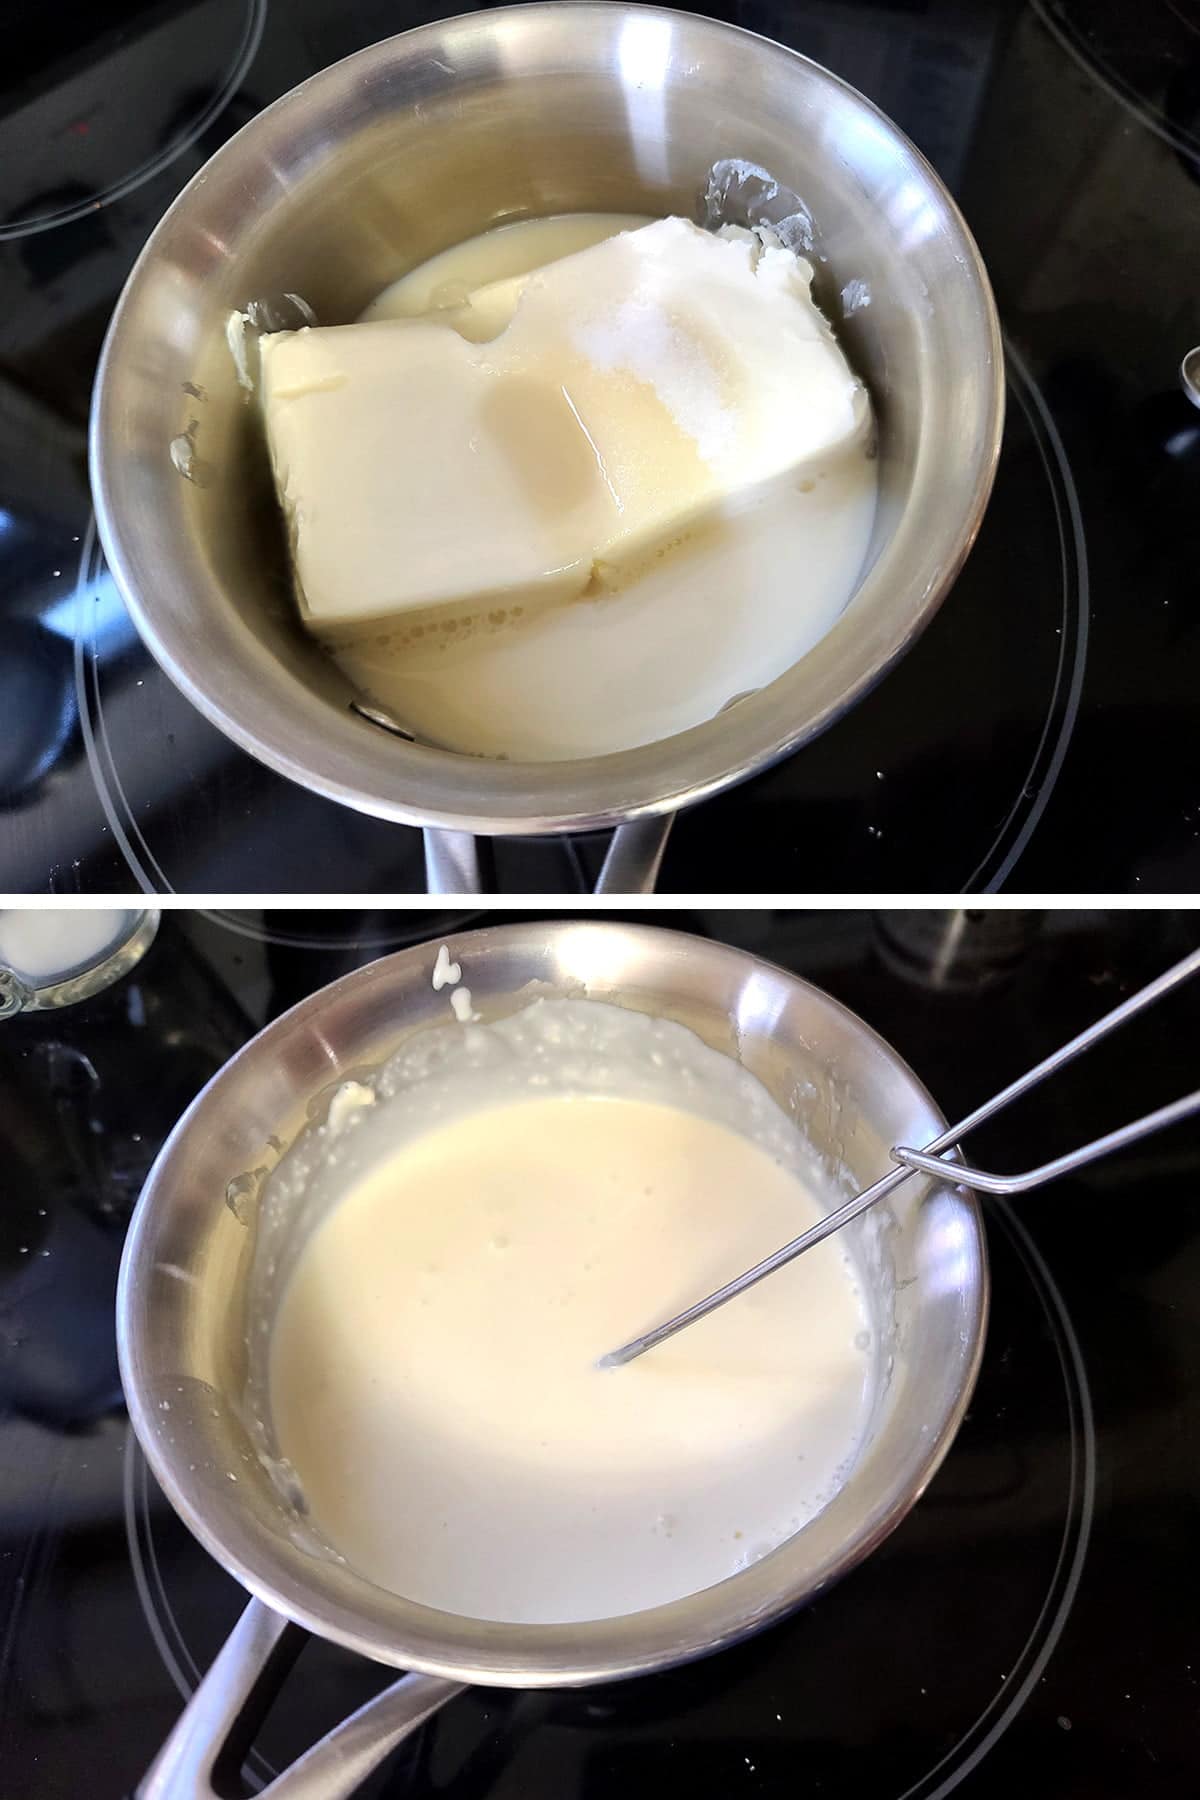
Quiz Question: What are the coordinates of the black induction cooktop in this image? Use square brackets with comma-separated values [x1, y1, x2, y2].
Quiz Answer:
[3, 906, 1200, 1797]
[3, 0, 1199, 895]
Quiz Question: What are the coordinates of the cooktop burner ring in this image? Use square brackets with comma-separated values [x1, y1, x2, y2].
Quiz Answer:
[122, 1196, 1095, 1797]
[72, 517, 167, 895]
[897, 1197, 1096, 1800]
[0, 0, 267, 243]
[73, 336, 1088, 896]
[966, 341, 1089, 893]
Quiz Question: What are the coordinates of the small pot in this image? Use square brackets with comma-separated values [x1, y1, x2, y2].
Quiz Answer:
[91, 4, 1003, 841]
[118, 921, 988, 1797]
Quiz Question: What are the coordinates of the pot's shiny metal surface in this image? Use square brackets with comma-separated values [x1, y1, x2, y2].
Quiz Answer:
[91, 4, 1003, 837]
[119, 922, 987, 1796]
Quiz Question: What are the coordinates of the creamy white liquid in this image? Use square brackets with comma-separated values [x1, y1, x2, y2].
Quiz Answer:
[362, 213, 651, 324]
[266, 1000, 873, 1625]
[0, 908, 135, 983]
[336, 214, 877, 761]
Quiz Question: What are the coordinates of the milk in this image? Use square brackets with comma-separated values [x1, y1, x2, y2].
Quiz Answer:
[0, 909, 137, 983]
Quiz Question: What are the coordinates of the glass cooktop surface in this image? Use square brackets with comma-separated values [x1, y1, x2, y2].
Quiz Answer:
[2, 0, 1198, 893]
[2, 906, 1198, 1795]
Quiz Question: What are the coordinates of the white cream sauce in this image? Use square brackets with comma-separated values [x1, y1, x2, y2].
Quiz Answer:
[333, 213, 877, 761]
[266, 998, 873, 1624]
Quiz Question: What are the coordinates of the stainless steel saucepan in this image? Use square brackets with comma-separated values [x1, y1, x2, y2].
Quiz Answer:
[118, 921, 988, 1798]
[91, 5, 1003, 868]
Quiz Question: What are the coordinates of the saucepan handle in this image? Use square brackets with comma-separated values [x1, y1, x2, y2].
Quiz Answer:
[423, 828, 483, 895]
[595, 815, 675, 894]
[138, 1597, 465, 1800]
[422, 816, 675, 895]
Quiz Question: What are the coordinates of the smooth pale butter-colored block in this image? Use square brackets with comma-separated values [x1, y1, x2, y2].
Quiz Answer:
[259, 217, 868, 634]
[260, 319, 596, 632]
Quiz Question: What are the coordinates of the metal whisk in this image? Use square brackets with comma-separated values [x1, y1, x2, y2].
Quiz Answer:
[601, 945, 1200, 1369]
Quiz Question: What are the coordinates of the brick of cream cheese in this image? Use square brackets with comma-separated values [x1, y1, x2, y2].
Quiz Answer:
[258, 216, 869, 635]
